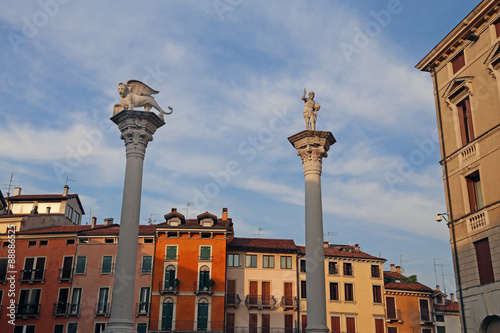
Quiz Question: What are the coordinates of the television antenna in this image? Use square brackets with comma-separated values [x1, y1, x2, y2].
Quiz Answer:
[433, 258, 446, 287]
[184, 201, 194, 218]
[324, 232, 338, 244]
[253, 227, 264, 238]
[2, 173, 20, 197]
[65, 176, 76, 186]
[399, 254, 410, 273]
[146, 214, 161, 225]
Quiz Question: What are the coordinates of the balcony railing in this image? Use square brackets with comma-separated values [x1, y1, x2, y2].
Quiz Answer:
[53, 302, 70, 316]
[58, 268, 73, 282]
[95, 302, 111, 317]
[280, 296, 298, 310]
[194, 281, 213, 295]
[136, 302, 150, 316]
[227, 293, 242, 307]
[244, 295, 277, 309]
[386, 309, 402, 322]
[227, 327, 298, 333]
[420, 311, 434, 324]
[148, 320, 224, 332]
[160, 280, 179, 294]
[16, 303, 41, 317]
[19, 269, 45, 283]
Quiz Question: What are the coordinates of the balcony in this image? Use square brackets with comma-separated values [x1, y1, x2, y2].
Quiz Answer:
[194, 281, 213, 295]
[136, 302, 150, 316]
[386, 309, 402, 322]
[280, 296, 298, 310]
[160, 280, 179, 295]
[58, 268, 73, 283]
[95, 302, 111, 317]
[226, 293, 242, 307]
[53, 302, 69, 317]
[19, 269, 45, 283]
[245, 295, 278, 309]
[420, 311, 434, 325]
[16, 303, 41, 318]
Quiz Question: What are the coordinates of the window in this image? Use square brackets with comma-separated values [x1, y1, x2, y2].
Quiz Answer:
[54, 324, 64, 333]
[373, 285, 382, 303]
[371, 265, 380, 278]
[75, 256, 86, 274]
[227, 254, 240, 267]
[96, 287, 110, 315]
[262, 314, 270, 333]
[436, 314, 445, 322]
[328, 261, 338, 274]
[300, 280, 307, 298]
[249, 313, 258, 333]
[227, 313, 235, 333]
[66, 205, 73, 220]
[95, 323, 106, 333]
[300, 259, 306, 273]
[280, 256, 292, 269]
[79, 238, 89, 244]
[28, 241, 37, 248]
[141, 256, 152, 274]
[39, 240, 48, 247]
[200, 246, 211, 260]
[165, 246, 177, 260]
[344, 283, 354, 301]
[263, 255, 275, 268]
[422, 329, 432, 333]
[387, 327, 398, 333]
[343, 262, 353, 276]
[21, 257, 45, 282]
[284, 314, 294, 333]
[245, 255, 257, 268]
[346, 317, 356, 333]
[138, 287, 150, 314]
[101, 256, 113, 274]
[329, 282, 339, 301]
[457, 97, 475, 146]
[375, 319, 385, 333]
[55, 288, 70, 315]
[466, 171, 484, 212]
[0, 258, 7, 282]
[2, 241, 10, 249]
[18, 289, 41, 316]
[496, 20, 500, 38]
[14, 326, 36, 333]
[452, 52, 465, 73]
[73, 211, 80, 224]
[331, 317, 341, 333]
[66, 239, 75, 246]
[419, 299, 431, 322]
[67, 323, 78, 333]
[104, 238, 114, 244]
[474, 238, 495, 285]
[198, 266, 211, 291]
[386, 296, 397, 320]
[437, 326, 446, 333]
[143, 237, 153, 244]
[137, 323, 148, 333]
[164, 265, 176, 291]
[70, 288, 82, 315]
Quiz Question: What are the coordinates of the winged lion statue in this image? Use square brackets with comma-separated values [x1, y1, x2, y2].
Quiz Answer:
[114, 80, 173, 120]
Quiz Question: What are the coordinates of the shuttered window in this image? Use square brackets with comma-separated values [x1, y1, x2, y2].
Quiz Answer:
[452, 52, 465, 73]
[474, 238, 495, 285]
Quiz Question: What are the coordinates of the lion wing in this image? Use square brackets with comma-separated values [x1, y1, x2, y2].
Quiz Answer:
[126, 80, 159, 96]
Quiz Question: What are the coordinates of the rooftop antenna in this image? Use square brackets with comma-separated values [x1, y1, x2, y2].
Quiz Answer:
[146, 214, 161, 225]
[399, 254, 410, 273]
[184, 201, 194, 219]
[2, 173, 20, 197]
[324, 232, 338, 244]
[433, 258, 446, 287]
[253, 227, 264, 238]
[438, 263, 451, 295]
[65, 176, 76, 186]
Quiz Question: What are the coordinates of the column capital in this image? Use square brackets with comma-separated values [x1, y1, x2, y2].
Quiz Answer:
[111, 110, 165, 159]
[288, 130, 336, 176]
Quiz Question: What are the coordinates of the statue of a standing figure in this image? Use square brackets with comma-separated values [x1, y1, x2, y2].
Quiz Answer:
[302, 88, 320, 130]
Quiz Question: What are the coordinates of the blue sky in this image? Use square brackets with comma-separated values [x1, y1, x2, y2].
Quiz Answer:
[0, 1, 482, 293]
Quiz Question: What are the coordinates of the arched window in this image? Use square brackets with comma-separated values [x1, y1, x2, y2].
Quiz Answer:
[199, 266, 210, 291]
[164, 265, 176, 291]
[161, 298, 174, 331]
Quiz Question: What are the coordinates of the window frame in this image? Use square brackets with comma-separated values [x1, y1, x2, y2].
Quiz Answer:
[227, 253, 240, 267]
[344, 283, 354, 302]
[263, 255, 275, 269]
[280, 256, 292, 269]
[141, 255, 152, 274]
[75, 256, 87, 275]
[245, 254, 257, 268]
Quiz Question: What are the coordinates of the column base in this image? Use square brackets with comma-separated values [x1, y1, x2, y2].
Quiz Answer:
[102, 320, 136, 333]
[305, 325, 329, 333]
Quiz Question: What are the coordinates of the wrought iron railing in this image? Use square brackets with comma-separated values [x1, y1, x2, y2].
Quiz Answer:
[53, 302, 70, 316]
[58, 268, 73, 282]
[227, 293, 242, 307]
[160, 280, 179, 294]
[16, 303, 41, 317]
[244, 295, 277, 309]
[136, 302, 150, 316]
[194, 281, 213, 295]
[19, 269, 45, 283]
[95, 302, 111, 316]
[386, 309, 402, 322]
[280, 296, 298, 310]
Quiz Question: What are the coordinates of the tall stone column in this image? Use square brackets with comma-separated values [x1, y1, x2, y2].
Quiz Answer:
[289, 130, 335, 333]
[104, 110, 164, 333]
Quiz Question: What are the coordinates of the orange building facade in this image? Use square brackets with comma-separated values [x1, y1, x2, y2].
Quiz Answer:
[149, 208, 233, 333]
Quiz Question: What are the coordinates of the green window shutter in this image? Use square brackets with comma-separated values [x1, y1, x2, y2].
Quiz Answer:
[166, 246, 177, 260]
[142, 256, 152, 273]
[200, 246, 211, 260]
[75, 256, 86, 274]
[102, 256, 112, 273]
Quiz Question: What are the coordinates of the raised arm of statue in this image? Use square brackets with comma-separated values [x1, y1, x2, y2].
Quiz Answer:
[301, 88, 307, 101]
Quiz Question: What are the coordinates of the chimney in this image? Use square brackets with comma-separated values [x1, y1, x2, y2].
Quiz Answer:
[436, 285, 440, 292]
[396, 266, 401, 274]
[222, 208, 228, 221]
[390, 264, 395, 272]
[63, 185, 69, 196]
[450, 293, 455, 302]
[104, 218, 114, 226]
[354, 244, 359, 252]
[172, 208, 177, 212]
[13, 187, 21, 196]
[91, 217, 97, 228]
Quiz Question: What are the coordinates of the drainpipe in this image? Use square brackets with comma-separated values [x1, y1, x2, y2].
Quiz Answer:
[430, 64, 467, 333]
[296, 252, 301, 333]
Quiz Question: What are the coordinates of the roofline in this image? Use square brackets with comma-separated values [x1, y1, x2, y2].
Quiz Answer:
[7, 194, 86, 215]
[416, 0, 497, 71]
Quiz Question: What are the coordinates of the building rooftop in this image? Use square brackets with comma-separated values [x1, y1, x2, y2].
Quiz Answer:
[384, 271, 434, 293]
[298, 244, 384, 261]
[434, 299, 460, 313]
[228, 237, 298, 252]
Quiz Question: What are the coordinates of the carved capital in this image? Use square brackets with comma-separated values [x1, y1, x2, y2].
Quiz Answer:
[288, 130, 336, 176]
[111, 110, 165, 159]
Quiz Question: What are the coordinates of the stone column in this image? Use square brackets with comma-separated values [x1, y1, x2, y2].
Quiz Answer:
[104, 110, 164, 333]
[288, 130, 335, 333]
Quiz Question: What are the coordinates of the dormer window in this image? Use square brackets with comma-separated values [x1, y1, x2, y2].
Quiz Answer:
[168, 218, 180, 227]
[201, 218, 213, 227]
